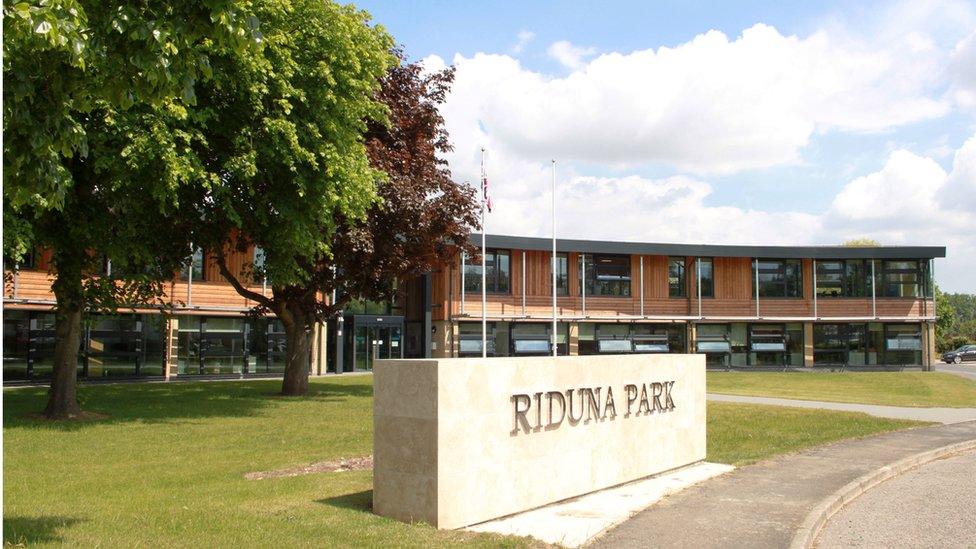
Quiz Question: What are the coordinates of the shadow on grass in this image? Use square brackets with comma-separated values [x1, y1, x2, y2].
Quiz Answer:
[317, 490, 373, 513]
[3, 515, 86, 545]
[2, 379, 373, 431]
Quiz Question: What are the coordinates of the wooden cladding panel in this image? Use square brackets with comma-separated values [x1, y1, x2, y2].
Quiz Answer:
[715, 257, 753, 300]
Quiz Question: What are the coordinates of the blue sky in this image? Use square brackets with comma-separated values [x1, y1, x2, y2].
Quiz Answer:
[359, 0, 976, 292]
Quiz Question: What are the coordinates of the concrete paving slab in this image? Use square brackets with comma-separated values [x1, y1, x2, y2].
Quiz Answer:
[593, 420, 976, 549]
[708, 393, 976, 424]
[465, 462, 734, 547]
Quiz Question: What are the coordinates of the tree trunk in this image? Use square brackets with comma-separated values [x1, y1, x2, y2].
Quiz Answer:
[44, 254, 84, 419]
[280, 306, 312, 396]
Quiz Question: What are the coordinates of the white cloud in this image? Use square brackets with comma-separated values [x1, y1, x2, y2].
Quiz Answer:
[546, 40, 596, 69]
[431, 18, 962, 175]
[511, 30, 536, 54]
[949, 31, 976, 110]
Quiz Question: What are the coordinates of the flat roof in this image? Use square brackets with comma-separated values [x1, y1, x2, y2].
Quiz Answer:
[472, 234, 946, 260]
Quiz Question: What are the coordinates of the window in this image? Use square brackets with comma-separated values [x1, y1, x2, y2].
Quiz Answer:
[464, 249, 510, 294]
[668, 257, 686, 298]
[884, 324, 922, 365]
[698, 258, 714, 298]
[554, 253, 569, 296]
[581, 254, 631, 297]
[180, 247, 205, 281]
[755, 259, 802, 298]
[879, 260, 921, 298]
[458, 322, 498, 356]
[253, 246, 267, 284]
[816, 260, 871, 298]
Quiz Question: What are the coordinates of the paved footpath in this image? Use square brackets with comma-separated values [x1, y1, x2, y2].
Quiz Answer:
[592, 420, 976, 549]
[935, 362, 976, 381]
[707, 393, 976, 424]
[816, 448, 976, 548]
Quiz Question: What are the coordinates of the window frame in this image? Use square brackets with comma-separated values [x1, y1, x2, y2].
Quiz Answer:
[580, 253, 632, 298]
[878, 260, 923, 299]
[697, 257, 714, 299]
[555, 252, 569, 296]
[754, 259, 803, 299]
[816, 259, 872, 298]
[180, 247, 206, 281]
[668, 257, 686, 298]
[463, 249, 511, 295]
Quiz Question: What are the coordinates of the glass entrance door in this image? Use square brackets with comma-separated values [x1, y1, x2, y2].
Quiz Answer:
[353, 325, 402, 371]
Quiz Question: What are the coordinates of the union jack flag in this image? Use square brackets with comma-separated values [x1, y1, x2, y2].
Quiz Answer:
[481, 173, 493, 212]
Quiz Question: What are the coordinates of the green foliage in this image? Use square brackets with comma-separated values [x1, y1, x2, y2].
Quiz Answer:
[936, 288, 976, 351]
[189, 0, 395, 290]
[841, 238, 881, 247]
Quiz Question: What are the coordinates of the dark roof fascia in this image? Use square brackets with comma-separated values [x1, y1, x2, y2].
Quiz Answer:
[471, 234, 946, 260]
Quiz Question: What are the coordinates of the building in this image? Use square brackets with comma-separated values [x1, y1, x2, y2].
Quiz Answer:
[428, 235, 944, 370]
[1, 234, 945, 384]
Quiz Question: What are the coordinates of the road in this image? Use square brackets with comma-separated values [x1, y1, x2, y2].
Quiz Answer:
[816, 448, 976, 548]
[935, 361, 976, 381]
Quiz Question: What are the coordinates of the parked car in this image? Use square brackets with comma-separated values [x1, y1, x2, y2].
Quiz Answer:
[942, 345, 976, 364]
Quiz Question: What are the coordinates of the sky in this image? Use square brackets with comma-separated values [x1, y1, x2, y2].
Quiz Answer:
[357, 0, 976, 293]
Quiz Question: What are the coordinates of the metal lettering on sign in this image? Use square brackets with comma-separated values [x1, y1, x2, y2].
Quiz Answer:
[510, 380, 676, 436]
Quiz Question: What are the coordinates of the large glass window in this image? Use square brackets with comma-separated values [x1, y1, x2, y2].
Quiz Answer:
[755, 259, 803, 298]
[668, 257, 686, 298]
[879, 260, 921, 298]
[180, 247, 205, 281]
[248, 318, 286, 374]
[555, 253, 569, 296]
[816, 260, 872, 298]
[698, 258, 714, 298]
[509, 323, 569, 356]
[813, 324, 848, 364]
[580, 323, 684, 354]
[3, 311, 30, 380]
[884, 324, 922, 365]
[581, 254, 631, 297]
[464, 249, 510, 294]
[458, 321, 506, 357]
[696, 324, 731, 366]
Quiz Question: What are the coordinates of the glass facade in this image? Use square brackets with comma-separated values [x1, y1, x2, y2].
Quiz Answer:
[816, 260, 872, 298]
[878, 260, 926, 298]
[813, 322, 923, 366]
[755, 259, 803, 298]
[578, 323, 685, 355]
[555, 253, 569, 296]
[464, 249, 511, 294]
[580, 254, 631, 297]
[669, 257, 686, 298]
[698, 258, 714, 298]
[180, 247, 205, 280]
[2, 311, 165, 381]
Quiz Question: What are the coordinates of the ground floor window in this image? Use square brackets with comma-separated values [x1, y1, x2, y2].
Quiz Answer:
[578, 323, 686, 355]
[458, 321, 504, 357]
[813, 323, 922, 366]
[697, 323, 802, 367]
[508, 322, 569, 356]
[3, 310, 166, 381]
[176, 315, 287, 376]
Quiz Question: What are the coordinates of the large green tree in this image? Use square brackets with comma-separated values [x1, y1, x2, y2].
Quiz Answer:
[182, 0, 396, 395]
[3, 1, 260, 418]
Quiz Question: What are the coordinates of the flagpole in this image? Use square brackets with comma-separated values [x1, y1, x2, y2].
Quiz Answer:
[481, 148, 488, 359]
[551, 159, 557, 358]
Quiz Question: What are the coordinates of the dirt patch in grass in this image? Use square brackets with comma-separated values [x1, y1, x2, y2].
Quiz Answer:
[245, 456, 373, 480]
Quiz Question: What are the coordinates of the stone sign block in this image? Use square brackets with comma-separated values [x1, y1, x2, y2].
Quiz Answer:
[373, 354, 706, 529]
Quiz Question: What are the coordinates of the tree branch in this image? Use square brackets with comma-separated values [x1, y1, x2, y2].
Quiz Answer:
[214, 247, 275, 309]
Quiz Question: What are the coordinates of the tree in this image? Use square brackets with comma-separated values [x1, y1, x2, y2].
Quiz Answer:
[935, 285, 957, 351]
[842, 238, 881, 247]
[181, 0, 397, 396]
[3, 1, 260, 418]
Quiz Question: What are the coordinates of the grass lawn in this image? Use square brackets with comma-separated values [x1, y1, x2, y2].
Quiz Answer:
[4, 377, 925, 547]
[708, 371, 976, 408]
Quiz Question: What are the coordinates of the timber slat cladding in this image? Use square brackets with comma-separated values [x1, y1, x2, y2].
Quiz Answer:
[442, 248, 934, 320]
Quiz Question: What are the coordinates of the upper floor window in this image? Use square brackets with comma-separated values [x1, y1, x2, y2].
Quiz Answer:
[464, 249, 510, 294]
[755, 259, 802, 298]
[253, 246, 267, 284]
[180, 247, 205, 281]
[580, 254, 631, 297]
[698, 258, 714, 298]
[879, 260, 923, 298]
[554, 253, 569, 296]
[816, 259, 871, 298]
[669, 257, 686, 298]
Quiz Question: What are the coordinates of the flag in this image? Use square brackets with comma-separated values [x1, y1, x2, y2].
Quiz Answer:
[481, 174, 493, 212]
